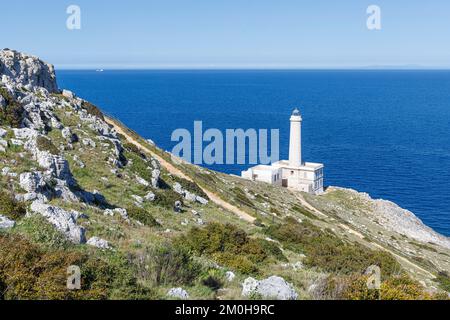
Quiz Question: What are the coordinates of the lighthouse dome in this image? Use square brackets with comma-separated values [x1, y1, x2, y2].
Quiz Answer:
[292, 108, 301, 116]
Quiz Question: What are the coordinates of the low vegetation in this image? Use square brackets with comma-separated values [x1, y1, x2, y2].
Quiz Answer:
[177, 222, 286, 274]
[0, 87, 24, 127]
[265, 217, 401, 278]
[36, 136, 59, 155]
[0, 233, 152, 300]
[81, 101, 104, 120]
[0, 190, 26, 220]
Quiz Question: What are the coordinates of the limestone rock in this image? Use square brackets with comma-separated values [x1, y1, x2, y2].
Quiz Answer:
[151, 169, 160, 188]
[242, 276, 298, 300]
[87, 237, 111, 249]
[173, 182, 208, 205]
[144, 191, 156, 202]
[174, 201, 183, 213]
[225, 271, 236, 282]
[0, 128, 7, 138]
[0, 215, 15, 229]
[19, 172, 46, 193]
[61, 127, 78, 143]
[30, 201, 86, 244]
[13, 128, 38, 141]
[0, 49, 58, 93]
[135, 175, 150, 187]
[167, 288, 189, 300]
[0, 94, 6, 108]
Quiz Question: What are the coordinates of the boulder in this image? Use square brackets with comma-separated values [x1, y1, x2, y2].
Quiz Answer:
[174, 201, 183, 213]
[135, 175, 150, 187]
[0, 139, 7, 152]
[19, 171, 46, 193]
[167, 288, 189, 300]
[61, 127, 78, 143]
[0, 94, 6, 108]
[0, 215, 15, 229]
[0, 128, 7, 138]
[225, 271, 236, 282]
[242, 276, 298, 300]
[151, 169, 160, 188]
[30, 201, 86, 244]
[132, 195, 144, 205]
[104, 208, 130, 222]
[87, 237, 111, 249]
[13, 128, 39, 140]
[144, 191, 156, 202]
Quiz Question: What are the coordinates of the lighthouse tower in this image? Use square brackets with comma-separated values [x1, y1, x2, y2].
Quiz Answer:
[289, 108, 303, 167]
[241, 107, 324, 195]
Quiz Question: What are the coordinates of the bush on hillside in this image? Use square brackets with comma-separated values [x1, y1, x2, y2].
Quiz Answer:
[265, 217, 401, 277]
[126, 206, 160, 227]
[0, 191, 26, 220]
[81, 101, 104, 120]
[132, 243, 201, 287]
[0, 87, 24, 128]
[177, 222, 286, 274]
[0, 234, 151, 300]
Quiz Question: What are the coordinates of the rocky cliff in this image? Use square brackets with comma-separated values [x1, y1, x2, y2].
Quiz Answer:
[0, 49, 449, 300]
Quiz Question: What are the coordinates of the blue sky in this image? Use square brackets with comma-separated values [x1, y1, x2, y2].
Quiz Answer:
[2, 0, 450, 69]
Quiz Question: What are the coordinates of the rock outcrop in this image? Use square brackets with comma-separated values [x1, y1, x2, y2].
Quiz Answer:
[167, 288, 189, 300]
[0, 49, 58, 93]
[30, 201, 86, 244]
[87, 237, 111, 249]
[242, 276, 298, 300]
[0, 215, 15, 229]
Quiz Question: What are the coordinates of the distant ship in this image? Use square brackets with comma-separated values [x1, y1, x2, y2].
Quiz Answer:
[95, 69, 104, 72]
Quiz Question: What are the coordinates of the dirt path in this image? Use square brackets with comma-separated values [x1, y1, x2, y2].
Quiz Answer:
[105, 117, 256, 223]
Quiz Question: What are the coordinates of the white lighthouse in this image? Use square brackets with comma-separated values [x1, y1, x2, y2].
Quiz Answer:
[242, 108, 324, 194]
[289, 108, 303, 168]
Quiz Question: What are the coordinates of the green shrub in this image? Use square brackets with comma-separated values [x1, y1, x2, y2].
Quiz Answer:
[231, 187, 255, 208]
[126, 206, 160, 227]
[0, 191, 26, 220]
[153, 189, 183, 210]
[380, 275, 433, 300]
[435, 271, 450, 293]
[125, 150, 151, 181]
[36, 136, 59, 155]
[132, 243, 201, 287]
[200, 269, 224, 291]
[0, 234, 151, 300]
[13, 215, 70, 250]
[177, 223, 286, 274]
[292, 205, 318, 220]
[0, 87, 24, 128]
[266, 217, 401, 277]
[213, 252, 258, 275]
[81, 101, 104, 120]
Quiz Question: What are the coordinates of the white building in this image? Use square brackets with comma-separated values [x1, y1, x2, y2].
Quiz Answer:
[241, 109, 324, 194]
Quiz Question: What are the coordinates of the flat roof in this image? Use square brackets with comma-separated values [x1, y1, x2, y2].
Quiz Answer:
[247, 165, 281, 172]
[273, 160, 324, 170]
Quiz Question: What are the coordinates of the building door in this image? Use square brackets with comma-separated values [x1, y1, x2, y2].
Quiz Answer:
[282, 179, 288, 187]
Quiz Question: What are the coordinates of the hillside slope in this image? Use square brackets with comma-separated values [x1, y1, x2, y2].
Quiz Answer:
[1, 49, 449, 300]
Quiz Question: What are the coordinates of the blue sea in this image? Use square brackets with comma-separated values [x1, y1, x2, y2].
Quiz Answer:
[57, 70, 450, 236]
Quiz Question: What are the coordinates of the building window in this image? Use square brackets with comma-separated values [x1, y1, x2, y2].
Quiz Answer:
[290, 171, 294, 176]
